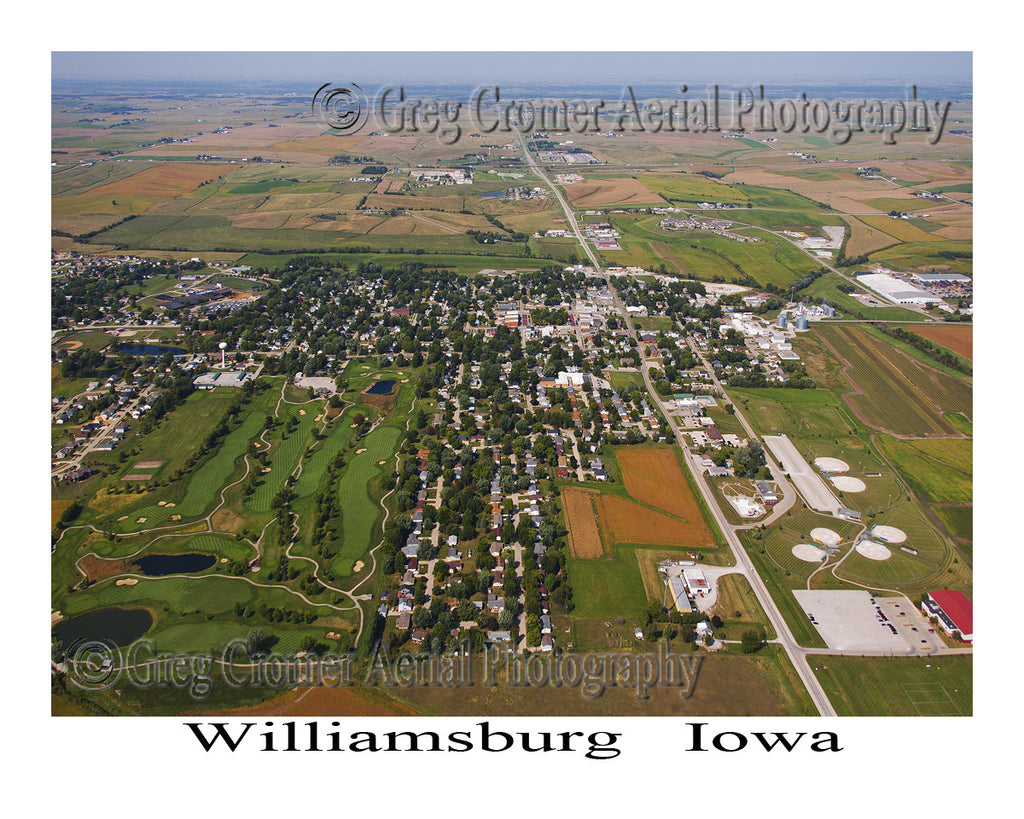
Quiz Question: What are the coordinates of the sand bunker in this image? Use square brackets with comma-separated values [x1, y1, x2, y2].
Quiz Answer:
[871, 525, 907, 543]
[353, 561, 364, 572]
[51, 611, 63, 626]
[262, 467, 272, 473]
[356, 448, 367, 454]
[115, 578, 139, 586]
[116, 515, 128, 522]
[133, 460, 165, 469]
[831, 475, 866, 492]
[401, 379, 409, 383]
[810, 527, 841, 547]
[157, 501, 167, 506]
[299, 409, 306, 415]
[325, 632, 340, 640]
[856, 540, 891, 560]
[165, 503, 175, 508]
[136, 517, 147, 523]
[815, 457, 850, 472]
[378, 460, 386, 465]
[170, 514, 181, 521]
[219, 557, 228, 563]
[792, 544, 827, 562]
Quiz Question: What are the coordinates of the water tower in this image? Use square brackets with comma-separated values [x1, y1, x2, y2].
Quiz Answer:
[218, 341, 228, 368]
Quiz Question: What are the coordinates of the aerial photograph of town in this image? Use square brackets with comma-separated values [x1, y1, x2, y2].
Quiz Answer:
[47, 47, 978, 734]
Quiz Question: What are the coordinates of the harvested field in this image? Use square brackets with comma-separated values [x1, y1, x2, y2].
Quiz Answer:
[596, 495, 691, 548]
[563, 487, 604, 558]
[617, 447, 698, 520]
[76, 163, 238, 198]
[907, 324, 973, 360]
[565, 178, 667, 207]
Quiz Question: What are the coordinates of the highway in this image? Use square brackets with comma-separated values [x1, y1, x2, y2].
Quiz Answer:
[518, 131, 838, 716]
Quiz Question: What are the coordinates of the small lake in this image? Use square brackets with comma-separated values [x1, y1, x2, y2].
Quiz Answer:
[53, 607, 153, 648]
[478, 190, 505, 198]
[134, 553, 217, 576]
[365, 379, 397, 395]
[116, 343, 187, 357]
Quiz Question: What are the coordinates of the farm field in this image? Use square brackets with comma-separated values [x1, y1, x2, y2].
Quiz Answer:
[562, 487, 604, 558]
[616, 447, 716, 538]
[875, 436, 972, 504]
[907, 324, 973, 360]
[815, 324, 972, 437]
[563, 177, 667, 207]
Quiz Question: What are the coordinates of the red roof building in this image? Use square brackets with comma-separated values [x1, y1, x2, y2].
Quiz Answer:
[922, 590, 973, 641]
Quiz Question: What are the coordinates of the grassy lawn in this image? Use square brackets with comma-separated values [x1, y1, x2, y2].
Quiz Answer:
[811, 654, 972, 716]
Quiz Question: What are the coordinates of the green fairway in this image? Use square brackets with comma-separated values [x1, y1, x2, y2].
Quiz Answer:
[812, 654, 972, 716]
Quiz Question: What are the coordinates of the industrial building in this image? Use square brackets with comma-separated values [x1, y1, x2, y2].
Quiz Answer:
[921, 590, 973, 641]
[856, 271, 944, 306]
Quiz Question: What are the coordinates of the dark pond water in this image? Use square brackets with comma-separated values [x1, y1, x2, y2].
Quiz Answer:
[134, 553, 217, 576]
[53, 607, 153, 648]
[116, 343, 187, 357]
[478, 190, 504, 198]
[365, 379, 397, 395]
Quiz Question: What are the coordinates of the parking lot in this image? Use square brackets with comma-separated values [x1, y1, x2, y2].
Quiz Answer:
[793, 590, 944, 653]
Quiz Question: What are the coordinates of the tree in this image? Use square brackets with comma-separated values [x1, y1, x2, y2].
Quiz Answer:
[740, 630, 763, 653]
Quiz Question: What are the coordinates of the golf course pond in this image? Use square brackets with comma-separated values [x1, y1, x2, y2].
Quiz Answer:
[134, 553, 217, 576]
[53, 607, 153, 648]
[364, 379, 397, 395]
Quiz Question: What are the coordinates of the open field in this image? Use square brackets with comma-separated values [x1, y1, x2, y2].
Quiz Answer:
[567, 545, 650, 619]
[812, 654, 971, 716]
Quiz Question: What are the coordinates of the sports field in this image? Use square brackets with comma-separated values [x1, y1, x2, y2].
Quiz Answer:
[811, 654, 972, 716]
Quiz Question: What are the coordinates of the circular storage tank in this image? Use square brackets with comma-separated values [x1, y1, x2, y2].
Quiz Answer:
[795, 315, 810, 330]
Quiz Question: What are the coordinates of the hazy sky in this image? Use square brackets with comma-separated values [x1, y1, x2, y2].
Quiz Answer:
[51, 52, 972, 85]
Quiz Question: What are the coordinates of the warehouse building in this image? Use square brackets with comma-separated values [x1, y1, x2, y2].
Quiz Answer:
[921, 590, 973, 641]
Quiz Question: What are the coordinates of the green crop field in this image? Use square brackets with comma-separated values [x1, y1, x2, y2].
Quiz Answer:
[816, 325, 971, 437]
[876, 436, 972, 504]
[638, 174, 751, 205]
[812, 654, 972, 716]
[870, 240, 973, 274]
[610, 214, 820, 287]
